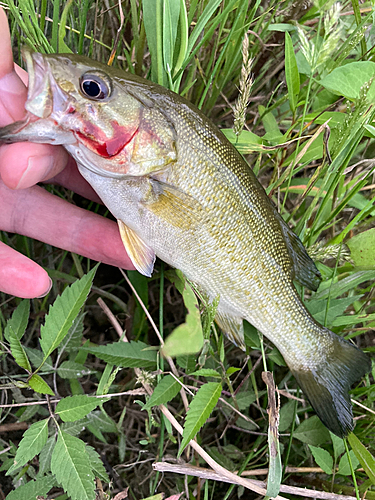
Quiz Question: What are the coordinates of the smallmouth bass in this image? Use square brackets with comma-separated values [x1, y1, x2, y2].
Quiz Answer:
[0, 49, 370, 437]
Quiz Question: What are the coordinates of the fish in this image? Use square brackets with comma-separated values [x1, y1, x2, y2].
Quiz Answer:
[0, 48, 371, 437]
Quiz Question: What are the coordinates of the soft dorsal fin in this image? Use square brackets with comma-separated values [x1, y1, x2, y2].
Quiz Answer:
[117, 220, 156, 277]
[274, 209, 321, 291]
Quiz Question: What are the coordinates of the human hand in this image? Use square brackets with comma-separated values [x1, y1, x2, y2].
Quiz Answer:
[0, 8, 134, 299]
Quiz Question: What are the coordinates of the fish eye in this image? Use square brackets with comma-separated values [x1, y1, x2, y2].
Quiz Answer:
[79, 72, 111, 100]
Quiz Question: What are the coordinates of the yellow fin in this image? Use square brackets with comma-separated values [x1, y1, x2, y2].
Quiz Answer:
[144, 179, 203, 231]
[118, 220, 155, 277]
[215, 311, 245, 350]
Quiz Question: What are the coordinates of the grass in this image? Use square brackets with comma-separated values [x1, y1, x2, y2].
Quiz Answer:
[0, 1, 374, 499]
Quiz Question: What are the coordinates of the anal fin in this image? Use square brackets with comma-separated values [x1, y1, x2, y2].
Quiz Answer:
[118, 220, 155, 277]
[215, 311, 245, 351]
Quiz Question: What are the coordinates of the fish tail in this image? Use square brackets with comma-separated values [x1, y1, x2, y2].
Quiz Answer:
[291, 330, 370, 437]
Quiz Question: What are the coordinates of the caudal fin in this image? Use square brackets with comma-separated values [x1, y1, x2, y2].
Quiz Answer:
[292, 333, 370, 437]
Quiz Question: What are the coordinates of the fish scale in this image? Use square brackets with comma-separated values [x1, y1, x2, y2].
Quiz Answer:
[0, 49, 370, 437]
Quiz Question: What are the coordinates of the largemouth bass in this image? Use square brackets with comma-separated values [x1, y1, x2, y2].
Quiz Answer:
[0, 49, 370, 437]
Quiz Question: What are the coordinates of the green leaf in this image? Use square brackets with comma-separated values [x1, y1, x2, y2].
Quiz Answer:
[279, 400, 296, 432]
[143, 375, 181, 410]
[4, 300, 29, 342]
[7, 419, 49, 474]
[5, 475, 56, 500]
[314, 270, 375, 300]
[162, 276, 203, 357]
[40, 266, 97, 366]
[142, 0, 164, 84]
[189, 369, 221, 378]
[338, 450, 360, 476]
[82, 341, 157, 369]
[57, 360, 95, 379]
[28, 374, 54, 396]
[347, 432, 375, 485]
[179, 382, 222, 456]
[86, 445, 109, 483]
[8, 326, 31, 371]
[51, 429, 95, 500]
[39, 436, 56, 476]
[58, 313, 85, 354]
[347, 228, 375, 268]
[24, 347, 53, 371]
[56, 395, 105, 422]
[86, 410, 117, 434]
[293, 416, 330, 446]
[309, 445, 333, 474]
[330, 432, 345, 462]
[307, 295, 363, 327]
[319, 61, 375, 101]
[163, 0, 180, 76]
[285, 31, 300, 113]
[58, 0, 73, 53]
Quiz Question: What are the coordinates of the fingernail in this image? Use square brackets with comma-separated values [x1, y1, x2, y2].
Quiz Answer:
[36, 277, 53, 298]
[16, 155, 54, 189]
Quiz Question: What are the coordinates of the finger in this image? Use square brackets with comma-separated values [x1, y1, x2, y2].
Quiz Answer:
[0, 180, 135, 270]
[0, 241, 52, 298]
[0, 142, 70, 189]
[0, 8, 28, 124]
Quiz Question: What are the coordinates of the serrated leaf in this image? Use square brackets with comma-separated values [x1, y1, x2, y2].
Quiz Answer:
[57, 360, 95, 379]
[7, 419, 49, 474]
[28, 374, 54, 396]
[40, 266, 97, 365]
[285, 31, 300, 112]
[86, 445, 109, 483]
[309, 445, 333, 474]
[338, 450, 360, 476]
[5, 475, 55, 500]
[39, 436, 56, 476]
[86, 410, 117, 433]
[58, 313, 85, 354]
[293, 416, 330, 446]
[162, 276, 203, 357]
[51, 429, 95, 500]
[143, 375, 181, 410]
[347, 432, 375, 485]
[56, 395, 105, 422]
[81, 341, 157, 369]
[8, 326, 31, 371]
[179, 382, 222, 456]
[61, 418, 88, 437]
[24, 347, 53, 371]
[4, 300, 29, 342]
[189, 369, 221, 378]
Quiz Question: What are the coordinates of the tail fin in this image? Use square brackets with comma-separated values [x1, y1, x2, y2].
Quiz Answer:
[292, 333, 370, 437]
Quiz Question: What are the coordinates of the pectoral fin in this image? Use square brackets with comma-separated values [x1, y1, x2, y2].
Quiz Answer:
[215, 311, 245, 350]
[144, 178, 203, 231]
[118, 220, 155, 277]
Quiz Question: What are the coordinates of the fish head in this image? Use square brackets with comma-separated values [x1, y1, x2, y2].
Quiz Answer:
[0, 48, 177, 178]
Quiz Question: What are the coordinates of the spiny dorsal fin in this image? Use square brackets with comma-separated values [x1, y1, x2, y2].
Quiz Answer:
[274, 209, 321, 291]
[118, 220, 155, 277]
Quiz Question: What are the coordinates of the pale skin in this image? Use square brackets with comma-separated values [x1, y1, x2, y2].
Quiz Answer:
[0, 7, 135, 299]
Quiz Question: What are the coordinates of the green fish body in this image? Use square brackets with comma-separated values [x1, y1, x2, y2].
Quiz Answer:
[0, 50, 370, 437]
